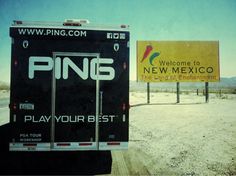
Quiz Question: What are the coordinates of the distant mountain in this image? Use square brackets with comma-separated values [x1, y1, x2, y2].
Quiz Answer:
[130, 77, 236, 92]
[213, 77, 236, 88]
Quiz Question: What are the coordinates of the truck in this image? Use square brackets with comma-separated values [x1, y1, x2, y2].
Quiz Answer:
[9, 20, 130, 151]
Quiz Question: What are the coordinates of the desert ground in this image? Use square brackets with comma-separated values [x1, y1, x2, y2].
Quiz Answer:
[0, 90, 236, 175]
[110, 92, 236, 175]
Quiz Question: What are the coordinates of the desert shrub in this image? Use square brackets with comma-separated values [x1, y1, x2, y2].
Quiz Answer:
[0, 85, 9, 90]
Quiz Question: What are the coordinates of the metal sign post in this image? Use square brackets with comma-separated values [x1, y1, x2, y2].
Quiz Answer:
[176, 82, 180, 103]
[205, 82, 209, 103]
[147, 82, 150, 104]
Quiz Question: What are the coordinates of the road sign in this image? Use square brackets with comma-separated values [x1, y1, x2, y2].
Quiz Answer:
[137, 41, 219, 82]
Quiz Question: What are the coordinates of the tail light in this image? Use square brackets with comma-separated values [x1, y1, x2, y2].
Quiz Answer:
[122, 103, 126, 111]
[56, 143, 70, 146]
[13, 103, 17, 110]
[107, 142, 120, 146]
[14, 60, 18, 66]
[23, 143, 37, 147]
[123, 62, 127, 70]
[79, 142, 92, 146]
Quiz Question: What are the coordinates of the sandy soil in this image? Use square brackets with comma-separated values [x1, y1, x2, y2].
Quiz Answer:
[110, 92, 236, 175]
[0, 90, 9, 125]
[1, 91, 236, 175]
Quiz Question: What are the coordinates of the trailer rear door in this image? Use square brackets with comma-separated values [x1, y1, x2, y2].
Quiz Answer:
[51, 52, 100, 150]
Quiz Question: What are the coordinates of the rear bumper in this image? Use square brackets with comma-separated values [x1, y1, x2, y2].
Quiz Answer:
[9, 142, 128, 151]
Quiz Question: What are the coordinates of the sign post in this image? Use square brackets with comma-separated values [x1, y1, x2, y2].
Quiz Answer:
[147, 82, 150, 104]
[176, 82, 180, 103]
[205, 82, 209, 103]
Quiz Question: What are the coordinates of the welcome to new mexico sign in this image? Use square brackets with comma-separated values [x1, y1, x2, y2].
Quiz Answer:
[137, 41, 220, 82]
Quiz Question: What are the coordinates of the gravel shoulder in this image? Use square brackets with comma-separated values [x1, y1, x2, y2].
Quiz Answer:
[110, 92, 236, 175]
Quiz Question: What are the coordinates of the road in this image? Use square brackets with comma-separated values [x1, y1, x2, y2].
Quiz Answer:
[110, 145, 152, 175]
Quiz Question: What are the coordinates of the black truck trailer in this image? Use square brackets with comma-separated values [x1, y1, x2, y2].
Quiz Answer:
[9, 20, 129, 151]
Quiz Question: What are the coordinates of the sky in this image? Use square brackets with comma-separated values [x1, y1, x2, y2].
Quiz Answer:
[0, 0, 236, 83]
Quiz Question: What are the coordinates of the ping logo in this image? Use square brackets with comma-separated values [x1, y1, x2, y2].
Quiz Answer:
[141, 45, 160, 66]
[29, 56, 115, 80]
